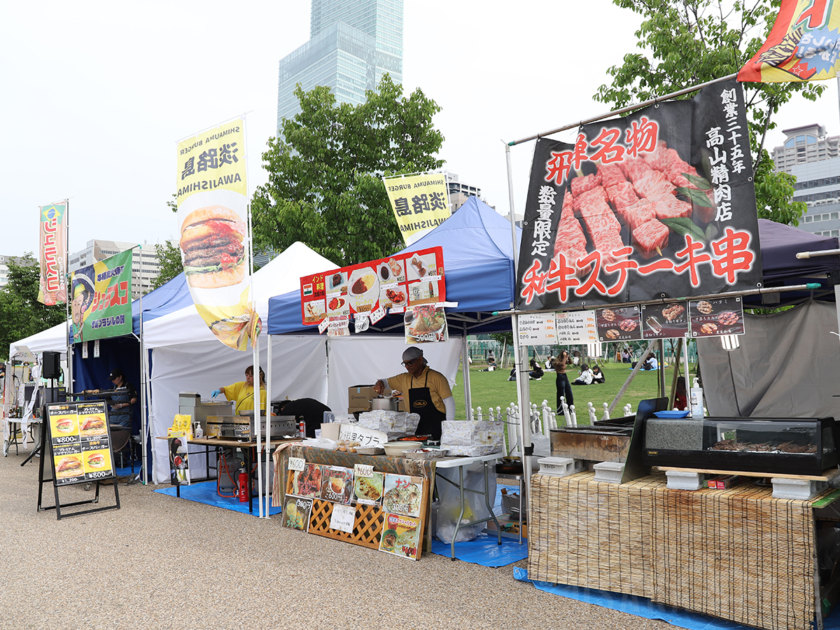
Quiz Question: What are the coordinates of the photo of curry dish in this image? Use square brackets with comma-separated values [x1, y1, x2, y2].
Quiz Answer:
[351, 273, 376, 295]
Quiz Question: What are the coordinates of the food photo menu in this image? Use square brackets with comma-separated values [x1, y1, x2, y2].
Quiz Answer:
[48, 402, 115, 486]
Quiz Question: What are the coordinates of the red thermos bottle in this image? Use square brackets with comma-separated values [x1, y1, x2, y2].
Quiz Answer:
[238, 469, 249, 502]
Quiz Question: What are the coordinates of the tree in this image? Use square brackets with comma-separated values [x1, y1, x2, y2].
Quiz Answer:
[251, 74, 445, 267]
[0, 254, 67, 360]
[152, 240, 183, 290]
[595, 0, 822, 225]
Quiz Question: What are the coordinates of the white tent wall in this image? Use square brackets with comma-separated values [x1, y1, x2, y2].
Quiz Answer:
[149, 335, 327, 483]
[326, 335, 463, 415]
[698, 300, 840, 419]
[9, 320, 67, 356]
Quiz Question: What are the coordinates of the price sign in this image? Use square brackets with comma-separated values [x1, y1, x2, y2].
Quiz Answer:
[354, 314, 370, 333]
[329, 503, 356, 533]
[555, 311, 599, 345]
[369, 305, 386, 324]
[354, 464, 374, 478]
[390, 306, 405, 314]
[288, 457, 305, 472]
[518, 313, 557, 346]
[318, 319, 329, 334]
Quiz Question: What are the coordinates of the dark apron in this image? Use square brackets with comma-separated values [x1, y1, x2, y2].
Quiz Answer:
[410, 372, 446, 441]
[110, 388, 131, 428]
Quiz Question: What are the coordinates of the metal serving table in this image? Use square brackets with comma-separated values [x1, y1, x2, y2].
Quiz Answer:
[435, 452, 506, 560]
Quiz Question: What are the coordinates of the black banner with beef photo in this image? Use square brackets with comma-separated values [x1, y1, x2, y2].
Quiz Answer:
[595, 306, 642, 342]
[689, 296, 745, 338]
[641, 302, 689, 339]
[516, 79, 762, 310]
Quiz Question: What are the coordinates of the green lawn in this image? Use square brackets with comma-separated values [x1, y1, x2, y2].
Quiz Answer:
[450, 362, 690, 424]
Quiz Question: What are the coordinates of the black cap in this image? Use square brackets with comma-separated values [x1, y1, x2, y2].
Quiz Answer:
[108, 368, 124, 380]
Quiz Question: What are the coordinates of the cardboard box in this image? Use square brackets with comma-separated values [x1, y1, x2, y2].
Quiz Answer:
[349, 385, 376, 410]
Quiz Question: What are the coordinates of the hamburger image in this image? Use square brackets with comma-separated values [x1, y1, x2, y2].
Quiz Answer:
[87, 453, 106, 469]
[56, 456, 83, 478]
[80, 416, 106, 435]
[179, 205, 246, 289]
[55, 418, 75, 433]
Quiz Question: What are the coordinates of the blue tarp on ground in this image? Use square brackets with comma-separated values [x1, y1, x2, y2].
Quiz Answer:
[267, 197, 523, 335]
[154, 481, 281, 517]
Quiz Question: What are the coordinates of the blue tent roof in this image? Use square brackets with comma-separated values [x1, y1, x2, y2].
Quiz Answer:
[130, 272, 194, 333]
[267, 197, 523, 335]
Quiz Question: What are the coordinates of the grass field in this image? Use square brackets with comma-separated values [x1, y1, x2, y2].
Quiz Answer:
[450, 362, 691, 424]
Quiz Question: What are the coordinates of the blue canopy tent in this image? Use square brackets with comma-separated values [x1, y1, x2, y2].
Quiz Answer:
[267, 197, 523, 337]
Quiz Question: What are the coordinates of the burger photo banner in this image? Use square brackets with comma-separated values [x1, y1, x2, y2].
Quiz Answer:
[516, 78, 763, 311]
[70, 249, 133, 344]
[299, 247, 445, 334]
[37, 201, 67, 306]
[47, 401, 115, 486]
[175, 117, 260, 351]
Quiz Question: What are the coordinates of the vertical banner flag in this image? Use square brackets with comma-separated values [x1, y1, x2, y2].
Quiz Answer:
[738, 0, 840, 82]
[175, 117, 260, 351]
[70, 250, 133, 343]
[383, 173, 451, 245]
[516, 78, 762, 310]
[38, 202, 67, 305]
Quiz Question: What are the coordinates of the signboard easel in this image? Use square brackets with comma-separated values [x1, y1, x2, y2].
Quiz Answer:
[37, 401, 121, 519]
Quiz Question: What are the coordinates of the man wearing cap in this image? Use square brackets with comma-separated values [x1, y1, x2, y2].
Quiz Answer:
[373, 347, 454, 441]
[108, 368, 137, 429]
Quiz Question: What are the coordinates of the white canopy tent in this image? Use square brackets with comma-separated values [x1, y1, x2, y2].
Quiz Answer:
[8, 321, 67, 358]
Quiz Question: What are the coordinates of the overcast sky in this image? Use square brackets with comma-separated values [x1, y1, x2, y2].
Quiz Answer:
[3, 1, 839, 258]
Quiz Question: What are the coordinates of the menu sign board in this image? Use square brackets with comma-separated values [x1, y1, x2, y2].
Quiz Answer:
[404, 305, 448, 345]
[47, 402, 115, 486]
[596, 306, 642, 342]
[689, 297, 745, 338]
[300, 247, 445, 326]
[641, 302, 689, 339]
[555, 311, 598, 345]
[518, 313, 558, 346]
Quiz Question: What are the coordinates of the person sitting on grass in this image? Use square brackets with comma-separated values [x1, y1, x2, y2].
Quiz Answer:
[572, 364, 594, 385]
[529, 359, 544, 381]
[591, 365, 605, 384]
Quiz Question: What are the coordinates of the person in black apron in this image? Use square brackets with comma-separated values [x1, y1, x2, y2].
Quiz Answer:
[373, 347, 454, 442]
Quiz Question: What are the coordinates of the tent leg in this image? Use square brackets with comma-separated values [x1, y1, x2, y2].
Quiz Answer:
[461, 324, 471, 420]
[668, 339, 683, 409]
[265, 336, 273, 519]
[607, 340, 657, 416]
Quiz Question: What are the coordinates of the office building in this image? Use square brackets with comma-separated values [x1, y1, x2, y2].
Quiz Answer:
[277, 0, 404, 127]
[0, 255, 34, 288]
[772, 124, 840, 238]
[68, 240, 164, 300]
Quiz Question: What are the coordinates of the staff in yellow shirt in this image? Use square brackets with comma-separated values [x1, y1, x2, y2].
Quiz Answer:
[212, 366, 267, 415]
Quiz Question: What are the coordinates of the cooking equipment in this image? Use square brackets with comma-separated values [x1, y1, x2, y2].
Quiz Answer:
[237, 412, 297, 439]
[179, 392, 234, 436]
[371, 396, 400, 412]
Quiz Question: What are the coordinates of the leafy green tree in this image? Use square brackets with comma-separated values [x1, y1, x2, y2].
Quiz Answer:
[595, 0, 821, 225]
[252, 74, 445, 266]
[151, 240, 184, 290]
[0, 254, 67, 360]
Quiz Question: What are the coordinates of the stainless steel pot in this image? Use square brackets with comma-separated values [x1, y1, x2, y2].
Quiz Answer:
[370, 396, 399, 411]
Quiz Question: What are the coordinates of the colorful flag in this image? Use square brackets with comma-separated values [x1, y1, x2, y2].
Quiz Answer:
[738, 0, 840, 82]
[38, 202, 67, 305]
[70, 250, 133, 343]
[175, 117, 260, 351]
[515, 79, 762, 310]
[383, 173, 450, 245]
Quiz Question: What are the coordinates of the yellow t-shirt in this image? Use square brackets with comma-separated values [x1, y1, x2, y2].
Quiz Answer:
[224, 381, 267, 415]
[386, 366, 452, 415]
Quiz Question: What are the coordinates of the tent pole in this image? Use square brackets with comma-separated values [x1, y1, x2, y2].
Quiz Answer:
[265, 335, 273, 519]
[461, 323, 472, 419]
[138, 245, 147, 485]
[505, 143, 532, 515]
[608, 340, 657, 415]
[65, 199, 73, 400]
[668, 338, 683, 409]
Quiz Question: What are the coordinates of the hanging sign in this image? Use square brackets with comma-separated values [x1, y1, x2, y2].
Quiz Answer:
[404, 305, 448, 344]
[689, 297, 745, 338]
[518, 313, 558, 346]
[300, 247, 445, 327]
[383, 173, 451, 245]
[37, 201, 67, 306]
[175, 117, 260, 351]
[641, 302, 689, 339]
[596, 306, 642, 342]
[555, 311, 599, 345]
[516, 78, 762, 310]
[329, 503, 356, 534]
[70, 250, 133, 344]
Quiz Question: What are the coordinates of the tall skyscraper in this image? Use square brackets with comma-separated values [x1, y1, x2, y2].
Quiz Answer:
[772, 124, 840, 238]
[277, 0, 404, 128]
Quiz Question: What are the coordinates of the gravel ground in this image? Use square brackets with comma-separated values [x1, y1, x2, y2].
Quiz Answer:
[0, 447, 672, 630]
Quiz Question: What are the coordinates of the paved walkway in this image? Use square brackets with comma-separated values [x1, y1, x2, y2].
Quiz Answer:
[0, 447, 670, 629]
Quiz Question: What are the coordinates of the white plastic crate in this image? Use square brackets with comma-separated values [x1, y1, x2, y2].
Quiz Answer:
[537, 457, 584, 478]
